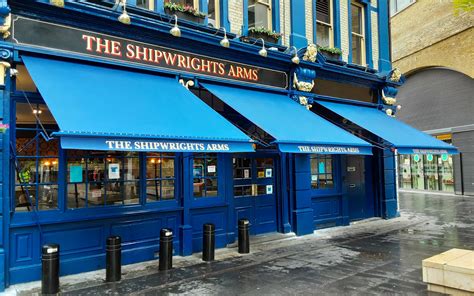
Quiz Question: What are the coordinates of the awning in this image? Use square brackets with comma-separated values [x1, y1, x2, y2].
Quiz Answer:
[315, 100, 458, 155]
[202, 83, 372, 155]
[22, 56, 254, 153]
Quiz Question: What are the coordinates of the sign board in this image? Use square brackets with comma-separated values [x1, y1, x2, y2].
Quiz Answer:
[347, 167, 356, 172]
[69, 165, 83, 183]
[11, 16, 288, 89]
[108, 163, 120, 179]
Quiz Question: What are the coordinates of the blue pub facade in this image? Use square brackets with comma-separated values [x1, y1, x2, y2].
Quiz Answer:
[0, 0, 456, 289]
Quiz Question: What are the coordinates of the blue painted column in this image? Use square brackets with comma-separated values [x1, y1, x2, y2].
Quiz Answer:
[290, 0, 308, 48]
[382, 150, 398, 218]
[377, 0, 391, 72]
[180, 152, 193, 256]
[292, 154, 313, 235]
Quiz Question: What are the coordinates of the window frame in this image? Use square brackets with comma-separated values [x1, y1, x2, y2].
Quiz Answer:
[350, 1, 366, 65]
[207, 0, 221, 28]
[310, 154, 337, 192]
[314, 0, 334, 48]
[390, 0, 415, 16]
[246, 0, 273, 32]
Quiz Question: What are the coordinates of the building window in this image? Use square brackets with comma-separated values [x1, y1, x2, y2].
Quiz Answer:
[248, 0, 272, 30]
[165, 0, 198, 8]
[207, 0, 220, 27]
[310, 155, 334, 189]
[66, 151, 140, 208]
[15, 103, 59, 212]
[315, 0, 333, 47]
[390, 0, 415, 15]
[350, 1, 365, 65]
[136, 0, 155, 10]
[193, 153, 218, 197]
[146, 153, 176, 202]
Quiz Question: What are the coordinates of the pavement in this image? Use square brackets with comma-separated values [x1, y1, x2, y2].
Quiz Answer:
[7, 191, 474, 295]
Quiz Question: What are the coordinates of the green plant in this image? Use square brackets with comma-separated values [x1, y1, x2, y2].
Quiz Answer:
[164, 2, 206, 18]
[317, 46, 342, 55]
[248, 26, 282, 40]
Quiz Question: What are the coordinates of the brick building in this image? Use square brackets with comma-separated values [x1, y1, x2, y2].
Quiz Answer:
[391, 0, 474, 195]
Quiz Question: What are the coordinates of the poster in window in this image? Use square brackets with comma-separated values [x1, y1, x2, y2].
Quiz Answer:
[108, 163, 120, 179]
[69, 165, 83, 183]
[266, 185, 273, 194]
[193, 165, 203, 177]
[265, 168, 272, 178]
[318, 161, 325, 174]
[244, 169, 250, 179]
[207, 165, 216, 173]
[311, 175, 318, 181]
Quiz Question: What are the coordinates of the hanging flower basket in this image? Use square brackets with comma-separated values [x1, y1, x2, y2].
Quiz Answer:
[164, 3, 206, 24]
[247, 27, 281, 44]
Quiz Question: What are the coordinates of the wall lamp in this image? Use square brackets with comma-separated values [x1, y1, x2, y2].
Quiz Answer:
[116, 0, 131, 25]
[250, 38, 267, 57]
[169, 14, 181, 37]
[213, 27, 230, 48]
[290, 46, 300, 64]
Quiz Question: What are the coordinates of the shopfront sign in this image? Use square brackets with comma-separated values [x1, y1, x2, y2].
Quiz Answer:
[60, 136, 255, 153]
[11, 16, 288, 89]
[277, 143, 373, 155]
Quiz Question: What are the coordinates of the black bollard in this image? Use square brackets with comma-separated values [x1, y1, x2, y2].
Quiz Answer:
[202, 223, 215, 262]
[159, 228, 173, 271]
[106, 236, 122, 282]
[42, 244, 60, 295]
[238, 219, 250, 254]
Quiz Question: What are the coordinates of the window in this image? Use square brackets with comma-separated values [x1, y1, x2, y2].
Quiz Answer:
[146, 153, 176, 202]
[66, 151, 140, 208]
[207, 0, 220, 28]
[315, 0, 333, 47]
[193, 153, 218, 197]
[248, 0, 272, 30]
[136, 0, 155, 10]
[165, 0, 198, 7]
[390, 0, 415, 15]
[350, 1, 365, 65]
[310, 155, 334, 189]
[14, 103, 59, 212]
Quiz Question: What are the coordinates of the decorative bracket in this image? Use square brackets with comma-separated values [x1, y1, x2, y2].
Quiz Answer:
[179, 78, 195, 90]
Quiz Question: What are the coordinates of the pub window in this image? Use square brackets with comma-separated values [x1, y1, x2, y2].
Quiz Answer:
[15, 103, 59, 212]
[310, 155, 334, 189]
[193, 153, 218, 197]
[66, 151, 140, 208]
[135, 0, 155, 10]
[165, 0, 199, 8]
[146, 153, 176, 202]
[315, 0, 333, 47]
[248, 0, 272, 31]
[350, 1, 366, 65]
[207, 0, 220, 27]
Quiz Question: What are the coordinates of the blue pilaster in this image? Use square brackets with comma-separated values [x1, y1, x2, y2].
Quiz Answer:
[221, 0, 230, 31]
[292, 154, 313, 236]
[377, 0, 391, 72]
[180, 152, 193, 256]
[382, 150, 398, 218]
[290, 0, 308, 48]
[333, 0, 342, 48]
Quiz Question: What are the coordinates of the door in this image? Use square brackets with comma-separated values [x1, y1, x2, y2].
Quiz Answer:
[233, 155, 277, 235]
[346, 155, 369, 221]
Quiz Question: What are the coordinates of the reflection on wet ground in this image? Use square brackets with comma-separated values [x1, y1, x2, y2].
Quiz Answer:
[17, 192, 474, 295]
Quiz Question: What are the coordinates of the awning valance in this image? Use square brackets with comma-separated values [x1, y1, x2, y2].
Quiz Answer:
[315, 100, 458, 155]
[22, 56, 254, 153]
[202, 83, 373, 155]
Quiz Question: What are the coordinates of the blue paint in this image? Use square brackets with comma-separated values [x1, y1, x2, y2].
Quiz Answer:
[364, 2, 373, 68]
[377, 0, 392, 72]
[290, 0, 308, 48]
[333, 0, 342, 48]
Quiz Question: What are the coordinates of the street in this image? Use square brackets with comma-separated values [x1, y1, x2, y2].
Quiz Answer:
[13, 191, 474, 295]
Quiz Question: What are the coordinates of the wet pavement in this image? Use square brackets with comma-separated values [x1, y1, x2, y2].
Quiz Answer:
[11, 192, 474, 295]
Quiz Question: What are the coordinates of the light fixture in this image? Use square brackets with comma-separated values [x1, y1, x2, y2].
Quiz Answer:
[50, 0, 64, 8]
[118, 0, 131, 25]
[396, 105, 402, 110]
[33, 109, 42, 115]
[169, 14, 181, 37]
[219, 28, 230, 48]
[290, 46, 300, 64]
[250, 38, 267, 57]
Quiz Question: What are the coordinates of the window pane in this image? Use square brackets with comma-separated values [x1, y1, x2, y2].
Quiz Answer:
[123, 155, 139, 181]
[193, 154, 218, 198]
[316, 23, 331, 47]
[351, 34, 363, 65]
[165, 0, 194, 6]
[88, 183, 105, 207]
[205, 178, 218, 197]
[38, 158, 59, 183]
[316, 0, 331, 23]
[15, 184, 36, 212]
[351, 4, 362, 34]
[146, 180, 161, 201]
[249, 0, 270, 29]
[123, 181, 140, 204]
[411, 155, 424, 190]
[310, 155, 334, 190]
[38, 184, 58, 210]
[208, 0, 217, 27]
[67, 183, 86, 209]
[161, 179, 175, 200]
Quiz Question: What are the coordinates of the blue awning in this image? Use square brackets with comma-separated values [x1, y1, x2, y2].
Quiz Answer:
[22, 56, 254, 153]
[315, 101, 458, 155]
[202, 83, 372, 155]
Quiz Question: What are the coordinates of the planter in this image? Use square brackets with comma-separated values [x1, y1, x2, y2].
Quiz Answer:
[247, 31, 279, 44]
[164, 8, 205, 24]
[320, 51, 341, 61]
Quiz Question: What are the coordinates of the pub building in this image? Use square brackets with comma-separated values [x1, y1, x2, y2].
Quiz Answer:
[0, 0, 457, 289]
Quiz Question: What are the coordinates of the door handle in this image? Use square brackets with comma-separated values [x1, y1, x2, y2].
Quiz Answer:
[349, 184, 356, 188]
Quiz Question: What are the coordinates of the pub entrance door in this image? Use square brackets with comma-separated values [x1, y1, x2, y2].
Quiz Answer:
[346, 155, 374, 220]
[233, 155, 278, 235]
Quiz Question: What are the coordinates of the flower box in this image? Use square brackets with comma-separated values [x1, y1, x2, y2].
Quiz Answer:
[164, 6, 205, 24]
